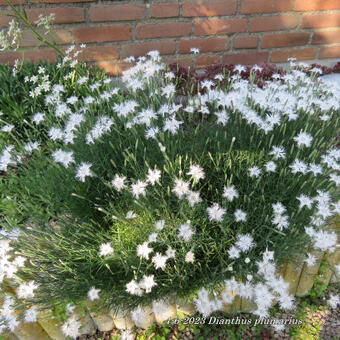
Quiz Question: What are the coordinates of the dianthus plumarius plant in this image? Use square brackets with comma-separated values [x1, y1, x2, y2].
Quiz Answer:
[0, 49, 340, 338]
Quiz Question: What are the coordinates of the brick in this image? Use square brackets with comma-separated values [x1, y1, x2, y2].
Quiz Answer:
[271, 48, 318, 62]
[241, 0, 292, 14]
[0, 0, 24, 5]
[312, 29, 340, 44]
[261, 32, 310, 48]
[196, 55, 220, 68]
[222, 51, 269, 64]
[90, 4, 146, 22]
[97, 61, 131, 76]
[182, 0, 237, 17]
[295, 0, 340, 11]
[73, 25, 131, 43]
[178, 37, 229, 54]
[249, 15, 299, 32]
[164, 56, 194, 68]
[302, 14, 340, 29]
[19, 29, 72, 47]
[31, 0, 94, 3]
[121, 41, 176, 58]
[152, 3, 179, 18]
[136, 22, 191, 39]
[77, 45, 119, 62]
[194, 18, 247, 35]
[0, 49, 57, 65]
[319, 46, 340, 59]
[0, 11, 11, 27]
[26, 7, 85, 24]
[234, 36, 258, 49]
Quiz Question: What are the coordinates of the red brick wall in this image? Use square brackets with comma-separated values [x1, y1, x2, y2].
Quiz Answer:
[1, 0, 340, 74]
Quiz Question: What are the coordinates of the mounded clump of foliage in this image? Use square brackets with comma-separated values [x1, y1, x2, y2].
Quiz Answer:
[0, 49, 340, 337]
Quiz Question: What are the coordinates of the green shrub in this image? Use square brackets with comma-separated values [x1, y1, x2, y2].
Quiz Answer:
[0, 52, 339, 337]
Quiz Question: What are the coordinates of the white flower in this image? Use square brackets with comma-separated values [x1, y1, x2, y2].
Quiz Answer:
[67, 96, 78, 105]
[88, 287, 100, 301]
[24, 141, 40, 153]
[155, 220, 165, 230]
[327, 294, 339, 309]
[290, 159, 308, 174]
[201, 80, 214, 90]
[312, 230, 337, 251]
[178, 220, 195, 242]
[269, 146, 286, 160]
[265, 161, 277, 172]
[145, 126, 159, 139]
[24, 307, 38, 323]
[234, 209, 247, 222]
[294, 131, 313, 147]
[179, 183, 196, 202]
[148, 232, 158, 243]
[172, 179, 190, 199]
[185, 250, 195, 263]
[7, 317, 20, 332]
[61, 315, 82, 339]
[165, 71, 175, 80]
[126, 210, 136, 219]
[222, 185, 239, 201]
[190, 47, 200, 54]
[161, 84, 176, 99]
[52, 150, 74, 168]
[124, 56, 135, 63]
[99, 242, 114, 257]
[235, 234, 254, 252]
[139, 274, 157, 293]
[278, 295, 295, 310]
[214, 74, 224, 81]
[111, 174, 127, 191]
[297, 194, 313, 209]
[207, 203, 226, 222]
[16, 281, 38, 299]
[146, 168, 161, 185]
[228, 246, 240, 259]
[126, 280, 143, 296]
[121, 329, 134, 340]
[14, 256, 26, 267]
[309, 163, 323, 176]
[215, 110, 229, 125]
[32, 112, 45, 125]
[163, 117, 183, 134]
[272, 214, 289, 231]
[248, 166, 261, 178]
[315, 190, 331, 205]
[131, 180, 148, 198]
[330, 173, 340, 186]
[48, 127, 63, 141]
[75, 162, 92, 182]
[137, 242, 153, 259]
[187, 164, 205, 182]
[1, 124, 14, 133]
[272, 202, 286, 215]
[166, 247, 176, 258]
[152, 252, 168, 270]
[234, 64, 246, 73]
[305, 253, 316, 267]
